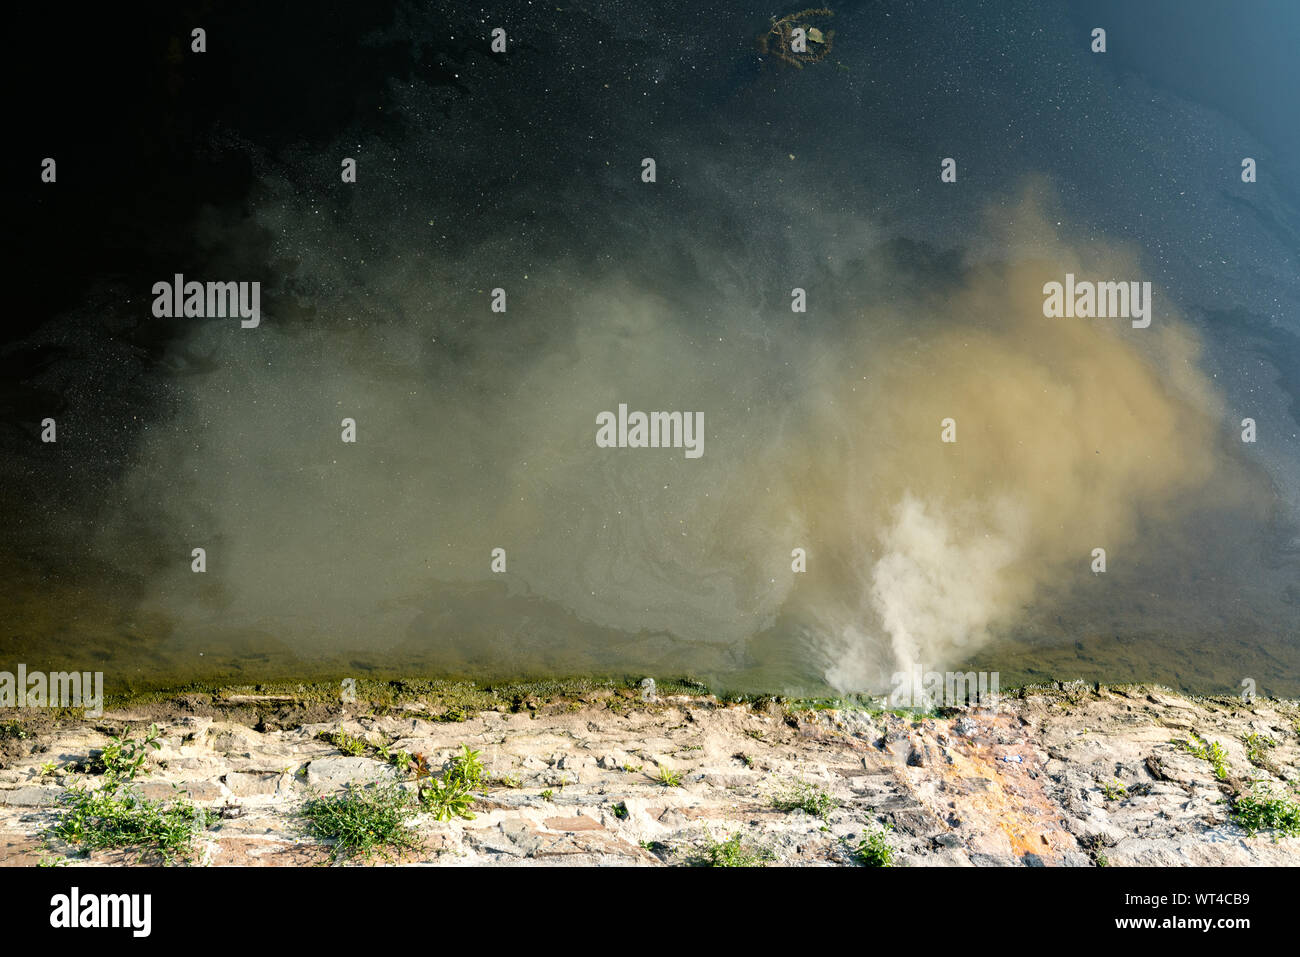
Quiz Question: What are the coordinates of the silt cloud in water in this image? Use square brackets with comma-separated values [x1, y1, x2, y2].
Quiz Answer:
[99, 188, 1263, 693]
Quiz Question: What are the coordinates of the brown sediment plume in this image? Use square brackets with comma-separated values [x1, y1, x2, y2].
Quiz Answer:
[758, 8, 836, 69]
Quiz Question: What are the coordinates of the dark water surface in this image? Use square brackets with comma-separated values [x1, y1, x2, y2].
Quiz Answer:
[3, 1, 1298, 697]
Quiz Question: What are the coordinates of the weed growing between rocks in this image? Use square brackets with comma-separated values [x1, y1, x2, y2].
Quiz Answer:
[317, 730, 369, 756]
[699, 830, 773, 867]
[417, 744, 484, 821]
[302, 744, 489, 858]
[771, 777, 838, 820]
[655, 766, 683, 787]
[854, 825, 895, 867]
[49, 785, 212, 864]
[46, 724, 213, 864]
[301, 782, 420, 861]
[1172, 734, 1230, 780]
[1101, 779, 1128, 802]
[1241, 731, 1282, 775]
[1231, 791, 1300, 839]
[418, 777, 475, 822]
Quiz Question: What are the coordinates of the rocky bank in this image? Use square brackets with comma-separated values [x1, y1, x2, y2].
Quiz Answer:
[1, 681, 1298, 866]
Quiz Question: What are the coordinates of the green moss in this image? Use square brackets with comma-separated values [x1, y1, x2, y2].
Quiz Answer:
[781, 693, 937, 721]
[85, 674, 726, 718]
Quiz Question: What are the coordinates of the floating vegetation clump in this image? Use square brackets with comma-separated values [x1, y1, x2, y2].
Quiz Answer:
[759, 8, 835, 69]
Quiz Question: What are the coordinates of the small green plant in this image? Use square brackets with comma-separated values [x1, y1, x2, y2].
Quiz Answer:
[1206, 741, 1230, 780]
[418, 776, 476, 822]
[744, 729, 765, 741]
[540, 789, 554, 802]
[446, 745, 484, 788]
[854, 825, 895, 867]
[436, 706, 469, 723]
[611, 801, 629, 820]
[734, 752, 755, 768]
[1231, 792, 1300, 839]
[491, 773, 522, 789]
[1095, 853, 1110, 867]
[702, 831, 771, 867]
[302, 782, 419, 860]
[621, 763, 642, 773]
[1101, 779, 1128, 801]
[320, 731, 368, 756]
[40, 762, 59, 778]
[1173, 734, 1230, 781]
[772, 778, 838, 819]
[655, 766, 684, 788]
[97, 724, 162, 782]
[49, 786, 212, 864]
[391, 749, 413, 773]
[1242, 732, 1276, 768]
[46, 724, 210, 865]
[414, 745, 483, 822]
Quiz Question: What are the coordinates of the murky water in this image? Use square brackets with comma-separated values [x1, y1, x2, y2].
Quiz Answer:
[4, 1, 1298, 698]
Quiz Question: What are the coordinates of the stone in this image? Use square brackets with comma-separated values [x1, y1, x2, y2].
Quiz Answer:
[223, 771, 283, 797]
[542, 815, 604, 832]
[304, 757, 398, 789]
[135, 780, 223, 802]
[0, 786, 61, 807]
[3, 684, 1298, 869]
[208, 723, 267, 756]
[598, 750, 631, 769]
